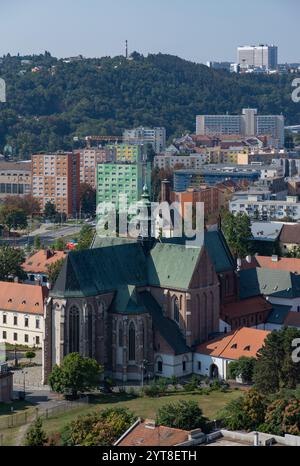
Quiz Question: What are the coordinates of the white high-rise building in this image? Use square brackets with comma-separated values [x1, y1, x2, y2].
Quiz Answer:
[123, 127, 166, 154]
[196, 109, 284, 148]
[237, 44, 278, 70]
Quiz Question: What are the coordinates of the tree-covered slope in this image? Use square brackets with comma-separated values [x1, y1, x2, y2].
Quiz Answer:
[0, 52, 299, 157]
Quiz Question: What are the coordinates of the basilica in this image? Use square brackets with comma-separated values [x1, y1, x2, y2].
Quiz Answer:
[42, 222, 239, 383]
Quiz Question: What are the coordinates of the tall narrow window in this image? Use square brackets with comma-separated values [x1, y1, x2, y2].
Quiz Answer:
[118, 323, 123, 347]
[129, 322, 136, 361]
[87, 306, 93, 357]
[173, 297, 180, 324]
[69, 306, 80, 353]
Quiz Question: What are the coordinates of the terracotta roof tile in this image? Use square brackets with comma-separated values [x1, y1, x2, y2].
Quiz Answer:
[23, 250, 66, 274]
[195, 327, 270, 360]
[221, 296, 272, 319]
[241, 256, 300, 274]
[118, 422, 190, 446]
[0, 282, 48, 315]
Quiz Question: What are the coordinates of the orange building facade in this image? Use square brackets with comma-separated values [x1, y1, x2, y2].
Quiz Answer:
[32, 152, 80, 216]
[171, 185, 220, 218]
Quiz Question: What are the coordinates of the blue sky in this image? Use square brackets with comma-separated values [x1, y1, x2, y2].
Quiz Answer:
[0, 0, 299, 63]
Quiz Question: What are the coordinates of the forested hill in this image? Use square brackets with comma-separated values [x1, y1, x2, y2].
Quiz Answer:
[0, 52, 299, 157]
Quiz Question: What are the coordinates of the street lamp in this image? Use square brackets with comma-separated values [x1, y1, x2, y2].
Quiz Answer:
[140, 359, 148, 388]
[22, 370, 28, 398]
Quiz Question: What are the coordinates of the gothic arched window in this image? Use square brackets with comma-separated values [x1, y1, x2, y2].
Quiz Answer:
[87, 306, 93, 357]
[118, 323, 123, 347]
[129, 322, 136, 361]
[173, 297, 180, 324]
[69, 305, 80, 353]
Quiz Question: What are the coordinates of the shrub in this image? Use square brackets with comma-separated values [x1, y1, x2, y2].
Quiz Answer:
[156, 400, 209, 432]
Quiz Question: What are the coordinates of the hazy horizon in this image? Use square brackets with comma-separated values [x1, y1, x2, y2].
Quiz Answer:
[0, 0, 299, 64]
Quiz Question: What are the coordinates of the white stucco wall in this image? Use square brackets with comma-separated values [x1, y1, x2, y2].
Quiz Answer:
[193, 353, 231, 380]
[154, 352, 193, 378]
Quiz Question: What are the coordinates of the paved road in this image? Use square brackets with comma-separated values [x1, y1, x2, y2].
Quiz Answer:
[0, 224, 82, 247]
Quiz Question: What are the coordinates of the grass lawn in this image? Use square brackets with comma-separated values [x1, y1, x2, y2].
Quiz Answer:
[42, 389, 242, 438]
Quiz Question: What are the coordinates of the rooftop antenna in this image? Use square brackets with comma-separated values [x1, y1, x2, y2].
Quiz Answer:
[125, 40, 128, 59]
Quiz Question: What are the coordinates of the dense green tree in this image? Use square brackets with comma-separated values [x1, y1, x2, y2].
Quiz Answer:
[46, 257, 65, 285]
[44, 201, 57, 220]
[253, 327, 300, 394]
[156, 400, 209, 432]
[48, 353, 102, 399]
[61, 408, 135, 446]
[0, 53, 298, 157]
[228, 357, 256, 383]
[80, 183, 96, 217]
[24, 417, 47, 446]
[221, 211, 253, 258]
[0, 244, 26, 281]
[3, 208, 27, 232]
[77, 225, 95, 250]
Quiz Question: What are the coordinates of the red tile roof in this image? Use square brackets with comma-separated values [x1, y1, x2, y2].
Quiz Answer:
[221, 296, 272, 319]
[284, 311, 300, 327]
[0, 282, 48, 315]
[241, 256, 300, 274]
[118, 421, 190, 446]
[279, 224, 300, 244]
[196, 327, 270, 360]
[23, 250, 66, 274]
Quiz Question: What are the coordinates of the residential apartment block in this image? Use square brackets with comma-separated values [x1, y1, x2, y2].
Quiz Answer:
[79, 148, 113, 187]
[237, 44, 278, 70]
[196, 108, 284, 148]
[230, 194, 300, 221]
[173, 165, 260, 192]
[171, 185, 220, 218]
[105, 144, 143, 163]
[0, 161, 31, 199]
[123, 127, 166, 154]
[154, 153, 208, 170]
[96, 161, 151, 211]
[32, 152, 80, 216]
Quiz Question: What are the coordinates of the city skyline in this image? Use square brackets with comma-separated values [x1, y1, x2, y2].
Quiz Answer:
[0, 0, 299, 63]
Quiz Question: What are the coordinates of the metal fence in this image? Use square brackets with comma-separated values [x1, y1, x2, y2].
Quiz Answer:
[0, 397, 89, 431]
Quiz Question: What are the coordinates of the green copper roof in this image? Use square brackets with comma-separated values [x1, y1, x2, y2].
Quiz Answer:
[147, 242, 201, 289]
[51, 243, 147, 298]
[111, 285, 148, 314]
[204, 230, 236, 273]
[239, 268, 300, 300]
[139, 290, 190, 355]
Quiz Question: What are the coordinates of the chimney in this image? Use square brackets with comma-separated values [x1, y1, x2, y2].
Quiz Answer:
[45, 249, 53, 260]
[271, 255, 278, 262]
[144, 419, 156, 429]
[161, 179, 171, 203]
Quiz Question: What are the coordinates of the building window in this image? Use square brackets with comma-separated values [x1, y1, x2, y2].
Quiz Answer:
[13, 333, 18, 341]
[157, 360, 163, 373]
[182, 360, 186, 372]
[2, 331, 7, 340]
[14, 316, 18, 326]
[69, 306, 80, 353]
[173, 297, 180, 324]
[118, 324, 123, 347]
[36, 336, 40, 345]
[3, 314, 7, 324]
[36, 319, 40, 329]
[128, 322, 136, 361]
[86, 306, 93, 357]
[24, 334, 29, 343]
[198, 361, 201, 371]
[25, 317, 29, 327]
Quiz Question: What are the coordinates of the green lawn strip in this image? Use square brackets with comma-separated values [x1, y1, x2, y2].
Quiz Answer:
[42, 389, 242, 437]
